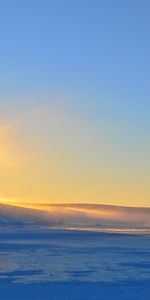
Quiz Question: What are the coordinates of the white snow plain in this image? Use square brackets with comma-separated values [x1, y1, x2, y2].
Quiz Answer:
[0, 229, 150, 299]
[0, 203, 150, 299]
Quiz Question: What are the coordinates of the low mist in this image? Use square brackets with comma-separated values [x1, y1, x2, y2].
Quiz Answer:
[0, 203, 150, 233]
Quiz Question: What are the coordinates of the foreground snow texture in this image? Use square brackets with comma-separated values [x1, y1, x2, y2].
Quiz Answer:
[0, 203, 150, 299]
[0, 230, 150, 300]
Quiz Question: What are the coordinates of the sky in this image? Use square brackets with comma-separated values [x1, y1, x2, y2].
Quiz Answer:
[0, 0, 149, 207]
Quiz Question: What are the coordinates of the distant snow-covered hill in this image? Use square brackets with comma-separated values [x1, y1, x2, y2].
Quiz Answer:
[0, 203, 150, 233]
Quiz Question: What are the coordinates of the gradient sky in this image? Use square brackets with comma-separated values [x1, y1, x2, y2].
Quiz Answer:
[0, 0, 149, 207]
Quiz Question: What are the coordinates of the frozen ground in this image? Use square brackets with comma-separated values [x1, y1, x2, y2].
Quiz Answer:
[0, 229, 150, 300]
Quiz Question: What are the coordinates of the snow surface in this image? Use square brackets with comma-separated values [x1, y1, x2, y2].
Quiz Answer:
[0, 229, 150, 299]
[0, 203, 150, 299]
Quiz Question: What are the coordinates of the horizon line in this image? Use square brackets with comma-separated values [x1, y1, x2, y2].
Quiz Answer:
[0, 201, 150, 210]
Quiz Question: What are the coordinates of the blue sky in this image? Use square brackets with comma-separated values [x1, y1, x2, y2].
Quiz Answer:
[0, 0, 149, 206]
[0, 0, 150, 94]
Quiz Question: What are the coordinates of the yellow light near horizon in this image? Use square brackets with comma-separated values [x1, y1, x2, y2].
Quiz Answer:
[0, 104, 150, 209]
